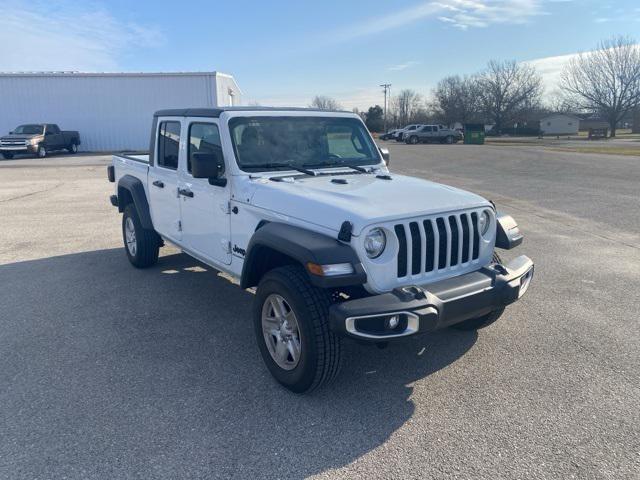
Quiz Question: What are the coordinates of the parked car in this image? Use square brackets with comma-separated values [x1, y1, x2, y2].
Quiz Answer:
[107, 107, 533, 393]
[395, 124, 425, 142]
[379, 129, 399, 140]
[0, 123, 80, 159]
[404, 124, 463, 144]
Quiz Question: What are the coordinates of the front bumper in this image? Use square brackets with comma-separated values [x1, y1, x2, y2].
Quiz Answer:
[329, 255, 534, 341]
[0, 145, 36, 152]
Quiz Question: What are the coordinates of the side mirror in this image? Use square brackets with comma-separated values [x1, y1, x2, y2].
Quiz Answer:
[191, 152, 226, 186]
[9, 131, 13, 134]
[379, 147, 390, 165]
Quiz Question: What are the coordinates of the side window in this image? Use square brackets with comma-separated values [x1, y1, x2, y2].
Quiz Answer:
[188, 122, 223, 174]
[157, 121, 181, 170]
[48, 124, 60, 134]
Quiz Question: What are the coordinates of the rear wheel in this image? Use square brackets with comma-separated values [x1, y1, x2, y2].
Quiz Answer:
[122, 204, 160, 268]
[253, 265, 341, 393]
[37, 145, 47, 158]
[67, 143, 78, 154]
[450, 253, 505, 331]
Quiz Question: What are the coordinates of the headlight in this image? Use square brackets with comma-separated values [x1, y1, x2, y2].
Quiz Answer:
[478, 210, 491, 236]
[364, 228, 386, 259]
[27, 138, 39, 145]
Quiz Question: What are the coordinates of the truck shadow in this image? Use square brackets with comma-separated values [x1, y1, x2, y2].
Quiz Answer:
[0, 248, 477, 479]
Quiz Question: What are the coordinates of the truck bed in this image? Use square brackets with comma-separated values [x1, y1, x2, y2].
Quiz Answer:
[112, 153, 150, 189]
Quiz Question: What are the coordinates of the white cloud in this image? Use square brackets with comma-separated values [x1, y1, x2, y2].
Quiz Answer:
[0, 1, 164, 71]
[331, 0, 549, 41]
[388, 61, 421, 71]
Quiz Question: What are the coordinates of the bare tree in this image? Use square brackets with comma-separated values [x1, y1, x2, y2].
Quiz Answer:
[309, 95, 342, 111]
[432, 75, 482, 126]
[394, 89, 423, 126]
[560, 36, 640, 137]
[476, 60, 543, 132]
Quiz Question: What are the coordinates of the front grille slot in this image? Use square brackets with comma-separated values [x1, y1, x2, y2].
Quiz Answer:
[394, 225, 407, 277]
[409, 222, 421, 275]
[393, 209, 483, 279]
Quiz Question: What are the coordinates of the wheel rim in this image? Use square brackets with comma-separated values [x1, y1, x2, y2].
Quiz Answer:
[125, 217, 137, 256]
[261, 294, 302, 370]
[72, 144, 77, 152]
[38, 147, 46, 157]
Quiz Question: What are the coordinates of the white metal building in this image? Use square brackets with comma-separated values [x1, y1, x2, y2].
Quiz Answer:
[539, 114, 580, 136]
[0, 71, 242, 151]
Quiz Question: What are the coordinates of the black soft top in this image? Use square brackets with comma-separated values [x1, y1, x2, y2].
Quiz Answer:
[153, 107, 348, 117]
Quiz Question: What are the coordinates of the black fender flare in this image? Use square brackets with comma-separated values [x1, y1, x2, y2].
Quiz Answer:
[240, 222, 367, 289]
[117, 175, 153, 230]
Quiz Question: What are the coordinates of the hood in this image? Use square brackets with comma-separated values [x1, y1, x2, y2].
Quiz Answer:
[1, 134, 41, 141]
[246, 172, 490, 235]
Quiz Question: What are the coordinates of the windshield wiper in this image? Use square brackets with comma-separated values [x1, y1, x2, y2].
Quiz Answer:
[247, 162, 316, 176]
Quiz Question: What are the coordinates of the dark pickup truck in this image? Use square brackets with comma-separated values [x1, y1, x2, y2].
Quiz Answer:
[0, 124, 81, 159]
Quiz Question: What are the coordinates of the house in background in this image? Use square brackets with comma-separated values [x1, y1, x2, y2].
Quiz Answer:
[539, 113, 580, 136]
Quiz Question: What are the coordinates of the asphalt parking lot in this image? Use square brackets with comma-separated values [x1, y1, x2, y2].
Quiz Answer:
[1, 145, 639, 479]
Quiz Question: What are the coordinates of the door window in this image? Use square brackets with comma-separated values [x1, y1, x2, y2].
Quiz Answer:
[157, 121, 181, 170]
[187, 123, 223, 174]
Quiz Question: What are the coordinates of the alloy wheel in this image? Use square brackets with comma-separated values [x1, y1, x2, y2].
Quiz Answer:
[261, 294, 302, 370]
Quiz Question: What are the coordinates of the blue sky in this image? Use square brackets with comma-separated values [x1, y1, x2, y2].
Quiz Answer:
[2, 0, 639, 109]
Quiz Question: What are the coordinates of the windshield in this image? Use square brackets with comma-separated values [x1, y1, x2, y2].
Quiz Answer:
[229, 116, 381, 172]
[13, 125, 44, 135]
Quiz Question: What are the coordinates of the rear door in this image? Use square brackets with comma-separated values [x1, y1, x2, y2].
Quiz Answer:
[178, 118, 232, 265]
[45, 124, 64, 149]
[148, 119, 183, 242]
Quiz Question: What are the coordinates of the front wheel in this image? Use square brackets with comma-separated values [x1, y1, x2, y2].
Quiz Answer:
[37, 145, 47, 158]
[444, 135, 454, 144]
[253, 265, 342, 393]
[408, 135, 419, 145]
[450, 253, 505, 331]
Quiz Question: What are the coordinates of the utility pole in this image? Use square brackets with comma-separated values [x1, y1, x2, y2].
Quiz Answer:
[380, 83, 391, 132]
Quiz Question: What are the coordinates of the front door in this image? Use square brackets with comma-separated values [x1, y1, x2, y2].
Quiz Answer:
[178, 119, 231, 265]
[148, 119, 183, 242]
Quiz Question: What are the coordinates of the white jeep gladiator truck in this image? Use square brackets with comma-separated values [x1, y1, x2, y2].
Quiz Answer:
[107, 107, 533, 393]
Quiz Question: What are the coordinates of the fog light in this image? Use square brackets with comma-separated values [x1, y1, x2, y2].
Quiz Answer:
[386, 315, 400, 329]
[519, 267, 534, 298]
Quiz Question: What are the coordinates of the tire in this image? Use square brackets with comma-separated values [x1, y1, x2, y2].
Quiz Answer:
[450, 253, 505, 331]
[253, 265, 341, 393]
[122, 203, 160, 268]
[408, 135, 419, 145]
[67, 143, 78, 154]
[396, 134, 403, 142]
[445, 135, 454, 144]
[2, 152, 13, 159]
[37, 145, 47, 158]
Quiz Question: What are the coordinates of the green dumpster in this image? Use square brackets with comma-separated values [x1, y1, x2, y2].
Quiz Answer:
[463, 123, 485, 145]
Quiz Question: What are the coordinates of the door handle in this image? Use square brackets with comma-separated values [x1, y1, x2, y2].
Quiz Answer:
[178, 188, 194, 198]
[152, 180, 164, 188]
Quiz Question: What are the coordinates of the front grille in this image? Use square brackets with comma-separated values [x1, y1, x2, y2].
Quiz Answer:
[394, 211, 482, 278]
[0, 141, 26, 146]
